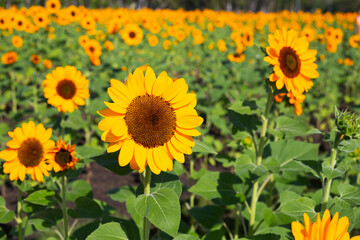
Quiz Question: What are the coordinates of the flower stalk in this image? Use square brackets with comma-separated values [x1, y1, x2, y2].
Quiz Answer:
[248, 87, 274, 235]
[16, 188, 24, 240]
[142, 166, 151, 240]
[61, 175, 69, 240]
[322, 131, 342, 211]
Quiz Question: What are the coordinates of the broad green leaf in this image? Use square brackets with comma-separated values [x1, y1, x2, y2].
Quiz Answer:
[101, 215, 140, 240]
[334, 184, 360, 206]
[272, 116, 309, 137]
[192, 140, 217, 154]
[126, 195, 143, 233]
[61, 111, 84, 130]
[237, 233, 280, 240]
[67, 180, 93, 202]
[202, 229, 226, 240]
[339, 139, 360, 153]
[107, 186, 136, 203]
[0, 196, 15, 224]
[135, 188, 180, 237]
[322, 162, 346, 180]
[174, 234, 200, 240]
[24, 190, 56, 206]
[68, 197, 103, 219]
[234, 154, 267, 181]
[188, 171, 245, 205]
[281, 197, 316, 220]
[189, 206, 224, 229]
[228, 108, 261, 136]
[256, 226, 291, 240]
[136, 171, 182, 198]
[29, 208, 62, 231]
[91, 152, 133, 176]
[86, 222, 129, 240]
[76, 145, 105, 162]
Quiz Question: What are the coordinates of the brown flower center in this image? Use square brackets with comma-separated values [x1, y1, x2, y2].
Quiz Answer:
[18, 138, 44, 167]
[39, 17, 43, 22]
[56, 80, 76, 99]
[89, 46, 95, 52]
[124, 95, 176, 148]
[279, 47, 301, 78]
[71, 11, 75, 17]
[8, 57, 15, 64]
[55, 149, 72, 166]
[129, 31, 136, 38]
[51, 3, 56, 8]
[18, 21, 23, 26]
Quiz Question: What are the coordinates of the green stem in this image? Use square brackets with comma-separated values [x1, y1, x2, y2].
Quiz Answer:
[11, 82, 17, 113]
[248, 88, 273, 235]
[17, 188, 23, 240]
[322, 132, 342, 211]
[60, 113, 65, 137]
[61, 176, 69, 240]
[33, 84, 38, 113]
[142, 166, 151, 240]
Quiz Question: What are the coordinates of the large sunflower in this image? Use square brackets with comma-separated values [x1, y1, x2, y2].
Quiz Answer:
[292, 209, 360, 240]
[47, 138, 80, 172]
[98, 66, 203, 174]
[0, 121, 54, 182]
[43, 66, 89, 113]
[264, 28, 319, 96]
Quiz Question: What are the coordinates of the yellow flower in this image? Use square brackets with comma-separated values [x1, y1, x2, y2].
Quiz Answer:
[292, 209, 360, 240]
[12, 36, 23, 48]
[43, 59, 52, 69]
[121, 24, 143, 46]
[45, 0, 61, 14]
[1, 51, 17, 65]
[31, 54, 41, 64]
[47, 138, 80, 172]
[264, 28, 319, 96]
[0, 121, 54, 182]
[104, 40, 114, 51]
[97, 66, 203, 174]
[43, 66, 89, 113]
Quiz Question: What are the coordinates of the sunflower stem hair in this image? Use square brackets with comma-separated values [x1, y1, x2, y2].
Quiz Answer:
[17, 187, 24, 240]
[248, 87, 274, 235]
[142, 166, 151, 240]
[61, 175, 69, 240]
[322, 131, 342, 211]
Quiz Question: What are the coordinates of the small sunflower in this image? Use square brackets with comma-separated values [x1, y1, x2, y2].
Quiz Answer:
[120, 24, 144, 46]
[98, 66, 203, 174]
[43, 59, 52, 69]
[264, 28, 319, 96]
[84, 39, 102, 58]
[31, 54, 41, 64]
[47, 138, 80, 172]
[43, 66, 89, 113]
[12, 36, 23, 48]
[45, 0, 61, 14]
[0, 121, 54, 182]
[1, 51, 17, 65]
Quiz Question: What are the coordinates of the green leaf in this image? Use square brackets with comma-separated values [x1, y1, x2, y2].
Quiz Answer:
[202, 229, 225, 240]
[227, 108, 261, 136]
[272, 116, 309, 137]
[126, 195, 143, 233]
[107, 186, 136, 203]
[189, 206, 224, 229]
[339, 139, 360, 153]
[334, 184, 360, 206]
[137, 172, 182, 198]
[76, 145, 105, 162]
[237, 234, 280, 240]
[29, 208, 62, 230]
[92, 152, 133, 176]
[61, 111, 84, 130]
[174, 234, 200, 240]
[234, 154, 267, 181]
[24, 190, 56, 206]
[0, 196, 15, 224]
[135, 188, 180, 237]
[67, 180, 93, 202]
[86, 222, 129, 240]
[192, 140, 217, 154]
[188, 171, 245, 205]
[68, 197, 103, 219]
[322, 162, 346, 180]
[281, 197, 316, 220]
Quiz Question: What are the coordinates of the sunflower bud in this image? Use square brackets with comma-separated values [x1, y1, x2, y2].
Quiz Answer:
[335, 108, 360, 139]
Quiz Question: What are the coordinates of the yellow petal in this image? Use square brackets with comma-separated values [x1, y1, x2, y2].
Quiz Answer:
[152, 71, 168, 96]
[118, 140, 135, 167]
[147, 149, 161, 175]
[167, 141, 185, 163]
[153, 146, 169, 171]
[134, 144, 147, 172]
[145, 67, 156, 94]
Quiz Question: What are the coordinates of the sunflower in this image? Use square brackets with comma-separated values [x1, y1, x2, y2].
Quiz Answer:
[83, 39, 102, 58]
[292, 209, 360, 240]
[81, 16, 96, 30]
[148, 35, 159, 47]
[31, 53, 41, 64]
[43, 66, 89, 113]
[43, 59, 52, 69]
[47, 138, 80, 172]
[263, 28, 319, 97]
[12, 36, 23, 48]
[97, 66, 203, 174]
[13, 14, 28, 31]
[45, 0, 61, 14]
[0, 121, 54, 182]
[104, 40, 114, 51]
[1, 51, 17, 65]
[121, 24, 144, 46]
[32, 12, 50, 28]
[78, 35, 89, 47]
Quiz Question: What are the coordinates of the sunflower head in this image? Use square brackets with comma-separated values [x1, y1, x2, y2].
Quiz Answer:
[1, 51, 17, 65]
[48, 138, 80, 173]
[97, 66, 203, 174]
[335, 108, 360, 140]
[264, 28, 319, 97]
[43, 66, 89, 113]
[292, 210, 360, 240]
[0, 121, 54, 182]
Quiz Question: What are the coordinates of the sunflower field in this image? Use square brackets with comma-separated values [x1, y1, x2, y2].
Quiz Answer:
[1, 1, 360, 240]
